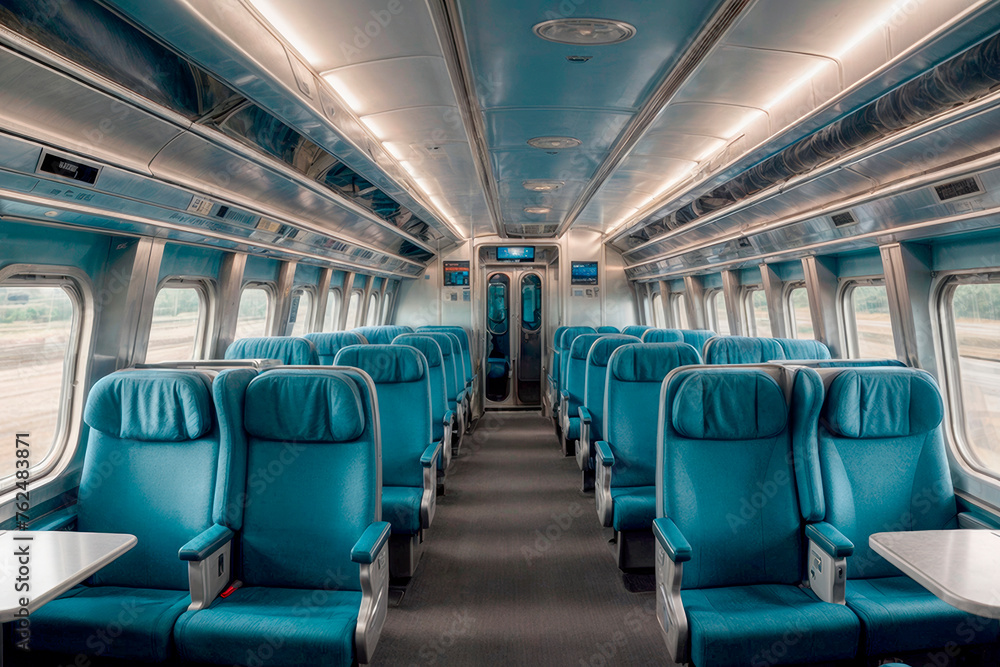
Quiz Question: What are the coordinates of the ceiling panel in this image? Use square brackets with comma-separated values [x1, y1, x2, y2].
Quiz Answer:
[323, 56, 455, 116]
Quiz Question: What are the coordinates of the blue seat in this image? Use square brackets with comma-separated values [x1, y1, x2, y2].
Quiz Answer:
[680, 329, 716, 351]
[774, 337, 831, 360]
[173, 368, 390, 666]
[352, 325, 414, 345]
[335, 345, 440, 578]
[393, 334, 455, 482]
[640, 328, 684, 343]
[304, 331, 367, 365]
[621, 325, 652, 338]
[417, 326, 476, 429]
[795, 367, 999, 657]
[29, 369, 250, 662]
[225, 336, 319, 365]
[576, 335, 641, 483]
[553, 326, 596, 437]
[702, 336, 785, 364]
[596, 326, 619, 333]
[547, 326, 570, 424]
[654, 367, 860, 667]
[559, 333, 606, 454]
[595, 343, 700, 569]
[792, 358, 905, 368]
[404, 330, 465, 454]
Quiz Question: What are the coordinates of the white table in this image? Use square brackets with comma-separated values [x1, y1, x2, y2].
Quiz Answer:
[0, 530, 136, 663]
[870, 530, 1000, 619]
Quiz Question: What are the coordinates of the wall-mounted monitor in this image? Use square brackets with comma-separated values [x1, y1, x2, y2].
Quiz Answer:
[571, 261, 599, 285]
[496, 246, 535, 263]
[443, 261, 470, 286]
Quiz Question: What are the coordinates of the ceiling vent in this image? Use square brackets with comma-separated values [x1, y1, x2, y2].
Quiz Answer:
[507, 223, 558, 236]
[830, 210, 858, 227]
[933, 175, 984, 203]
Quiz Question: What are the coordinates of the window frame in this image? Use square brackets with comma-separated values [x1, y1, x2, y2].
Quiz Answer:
[784, 281, 812, 340]
[742, 285, 766, 337]
[289, 285, 316, 336]
[381, 290, 394, 325]
[0, 264, 94, 496]
[235, 281, 275, 339]
[324, 287, 344, 331]
[837, 276, 889, 359]
[936, 270, 1000, 481]
[671, 293, 690, 330]
[706, 288, 730, 335]
[345, 289, 364, 329]
[651, 291, 664, 328]
[149, 277, 214, 362]
[365, 292, 380, 326]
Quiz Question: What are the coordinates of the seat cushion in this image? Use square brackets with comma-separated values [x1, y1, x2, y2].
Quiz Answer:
[683, 584, 860, 667]
[611, 486, 655, 532]
[383, 486, 423, 534]
[29, 585, 190, 662]
[847, 577, 999, 656]
[565, 416, 580, 441]
[173, 586, 361, 666]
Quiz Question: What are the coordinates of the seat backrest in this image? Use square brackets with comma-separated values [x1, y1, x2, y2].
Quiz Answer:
[796, 367, 957, 580]
[393, 334, 448, 442]
[585, 335, 641, 442]
[659, 367, 806, 589]
[78, 369, 236, 590]
[597, 326, 619, 334]
[406, 331, 460, 404]
[417, 326, 472, 385]
[303, 332, 367, 365]
[786, 358, 905, 369]
[550, 325, 570, 388]
[680, 329, 717, 351]
[604, 343, 701, 488]
[621, 325, 652, 338]
[335, 345, 431, 488]
[238, 368, 379, 590]
[352, 325, 414, 346]
[558, 327, 597, 394]
[775, 338, 832, 361]
[564, 334, 605, 417]
[641, 328, 685, 343]
[225, 336, 318, 365]
[703, 336, 785, 364]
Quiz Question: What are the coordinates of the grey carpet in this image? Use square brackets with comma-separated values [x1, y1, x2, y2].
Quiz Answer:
[372, 412, 666, 667]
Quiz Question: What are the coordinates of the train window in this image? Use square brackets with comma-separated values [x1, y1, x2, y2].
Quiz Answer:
[842, 281, 896, 358]
[346, 290, 363, 329]
[382, 291, 394, 324]
[942, 279, 1000, 473]
[146, 281, 210, 363]
[289, 288, 314, 337]
[235, 284, 272, 339]
[652, 292, 665, 327]
[366, 293, 380, 325]
[786, 284, 814, 340]
[0, 275, 84, 491]
[745, 288, 770, 337]
[672, 293, 690, 329]
[708, 290, 731, 335]
[323, 289, 342, 331]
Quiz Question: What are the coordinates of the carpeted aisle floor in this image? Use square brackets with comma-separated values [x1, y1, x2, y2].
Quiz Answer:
[372, 412, 666, 667]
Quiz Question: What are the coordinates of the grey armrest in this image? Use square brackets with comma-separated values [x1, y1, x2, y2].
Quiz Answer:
[595, 441, 615, 527]
[353, 522, 390, 664]
[420, 441, 441, 528]
[576, 406, 593, 471]
[179, 524, 234, 611]
[653, 518, 690, 664]
[805, 522, 851, 604]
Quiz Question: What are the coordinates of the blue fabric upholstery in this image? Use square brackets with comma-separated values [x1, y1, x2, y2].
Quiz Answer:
[382, 486, 423, 534]
[680, 330, 717, 352]
[610, 486, 655, 531]
[583, 336, 641, 456]
[558, 327, 597, 402]
[563, 334, 606, 441]
[641, 328, 685, 343]
[85, 370, 211, 441]
[549, 325, 570, 393]
[671, 370, 788, 440]
[394, 335, 449, 445]
[775, 338, 832, 360]
[352, 325, 414, 346]
[417, 326, 473, 389]
[823, 368, 944, 439]
[404, 331, 461, 410]
[596, 326, 619, 333]
[303, 332, 367, 365]
[335, 344, 425, 384]
[702, 336, 785, 364]
[815, 358, 905, 368]
[225, 336, 319, 365]
[244, 371, 365, 443]
[610, 342, 700, 383]
[621, 325, 652, 338]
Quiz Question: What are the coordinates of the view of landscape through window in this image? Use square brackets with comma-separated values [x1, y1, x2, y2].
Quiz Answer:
[146, 287, 202, 363]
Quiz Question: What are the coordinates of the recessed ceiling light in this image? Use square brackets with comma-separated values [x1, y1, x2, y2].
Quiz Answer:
[522, 180, 565, 192]
[524, 206, 551, 214]
[44, 210, 59, 217]
[527, 136, 582, 150]
[533, 18, 636, 46]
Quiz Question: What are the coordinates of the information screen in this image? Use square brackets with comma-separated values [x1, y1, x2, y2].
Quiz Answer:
[496, 246, 535, 262]
[571, 261, 599, 285]
[443, 261, 470, 286]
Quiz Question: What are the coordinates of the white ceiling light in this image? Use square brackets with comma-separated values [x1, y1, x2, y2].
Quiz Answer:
[527, 136, 582, 150]
[522, 180, 565, 192]
[533, 18, 637, 45]
[524, 206, 552, 214]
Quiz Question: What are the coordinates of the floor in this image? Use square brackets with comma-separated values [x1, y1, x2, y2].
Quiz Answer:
[371, 412, 665, 667]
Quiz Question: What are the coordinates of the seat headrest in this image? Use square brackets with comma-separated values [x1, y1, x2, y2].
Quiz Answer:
[597, 326, 619, 334]
[393, 334, 443, 367]
[404, 332, 453, 359]
[302, 332, 366, 355]
[681, 330, 717, 351]
[641, 329, 684, 344]
[559, 326, 597, 350]
[672, 369, 788, 440]
[417, 326, 470, 349]
[704, 336, 785, 364]
[85, 370, 212, 441]
[588, 335, 641, 367]
[334, 344, 426, 383]
[244, 370, 364, 442]
[610, 343, 701, 382]
[776, 338, 832, 361]
[822, 368, 944, 438]
[225, 337, 318, 365]
[352, 326, 412, 345]
[569, 334, 605, 360]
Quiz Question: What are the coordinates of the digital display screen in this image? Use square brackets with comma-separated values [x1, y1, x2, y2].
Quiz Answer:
[571, 261, 599, 285]
[39, 153, 100, 185]
[443, 261, 470, 286]
[496, 246, 535, 262]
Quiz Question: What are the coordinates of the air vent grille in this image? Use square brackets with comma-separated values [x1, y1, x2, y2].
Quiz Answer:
[506, 223, 559, 237]
[934, 176, 983, 202]
[831, 211, 857, 227]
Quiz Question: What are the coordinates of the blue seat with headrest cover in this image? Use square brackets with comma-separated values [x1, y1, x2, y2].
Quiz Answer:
[548, 326, 570, 421]
[597, 326, 619, 334]
[680, 329, 717, 351]
[559, 334, 606, 452]
[352, 325, 414, 346]
[641, 329, 685, 343]
[173, 368, 390, 666]
[404, 331, 464, 448]
[416, 326, 475, 418]
[225, 336, 318, 365]
[304, 332, 367, 365]
[794, 367, 999, 658]
[595, 343, 700, 570]
[553, 327, 596, 433]
[334, 345, 440, 579]
[393, 334, 454, 477]
[653, 367, 860, 667]
[576, 335, 640, 482]
[621, 325, 652, 338]
[775, 337, 831, 360]
[702, 335, 785, 364]
[30, 369, 252, 662]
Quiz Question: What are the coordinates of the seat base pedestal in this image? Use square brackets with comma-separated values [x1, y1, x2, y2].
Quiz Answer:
[580, 469, 594, 493]
[562, 436, 575, 457]
[616, 529, 654, 571]
[389, 531, 423, 580]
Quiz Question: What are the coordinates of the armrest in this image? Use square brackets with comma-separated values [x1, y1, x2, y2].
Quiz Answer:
[421, 441, 442, 468]
[560, 389, 569, 402]
[805, 522, 854, 558]
[595, 441, 615, 467]
[958, 511, 1000, 530]
[352, 522, 391, 564]
[578, 405, 592, 424]
[653, 518, 692, 563]
[180, 524, 234, 562]
[30, 507, 77, 532]
[443, 409, 455, 428]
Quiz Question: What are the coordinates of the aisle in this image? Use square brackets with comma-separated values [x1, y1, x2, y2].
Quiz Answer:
[372, 412, 664, 666]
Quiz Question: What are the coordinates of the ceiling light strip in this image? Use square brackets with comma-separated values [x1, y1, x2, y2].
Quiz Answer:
[555, 0, 759, 238]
